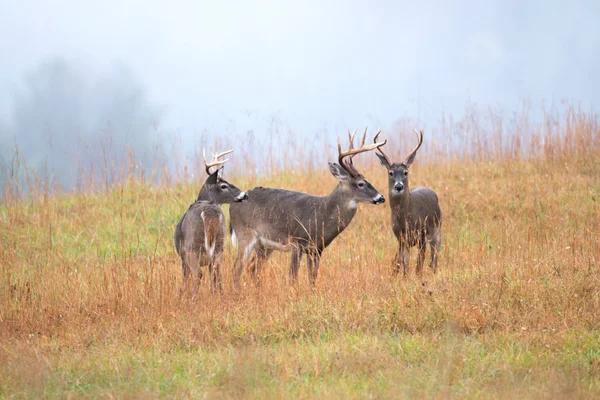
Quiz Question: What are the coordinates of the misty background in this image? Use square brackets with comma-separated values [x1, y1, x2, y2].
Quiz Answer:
[1, 0, 598, 192]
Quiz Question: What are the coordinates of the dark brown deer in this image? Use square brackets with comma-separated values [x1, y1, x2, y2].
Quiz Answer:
[229, 128, 386, 288]
[374, 129, 442, 276]
[174, 149, 248, 297]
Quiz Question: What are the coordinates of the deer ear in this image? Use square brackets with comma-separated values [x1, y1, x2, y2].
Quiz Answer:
[329, 162, 351, 181]
[376, 152, 391, 169]
[206, 169, 219, 184]
[404, 152, 417, 168]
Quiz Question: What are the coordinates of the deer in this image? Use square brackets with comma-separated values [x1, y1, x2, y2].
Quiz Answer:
[374, 129, 442, 276]
[174, 148, 248, 298]
[228, 128, 386, 288]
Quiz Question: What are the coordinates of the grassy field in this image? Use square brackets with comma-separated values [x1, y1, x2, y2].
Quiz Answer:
[1, 111, 599, 398]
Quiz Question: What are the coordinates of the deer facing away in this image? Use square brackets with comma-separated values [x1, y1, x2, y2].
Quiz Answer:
[229, 128, 386, 288]
[375, 130, 442, 275]
[174, 149, 248, 297]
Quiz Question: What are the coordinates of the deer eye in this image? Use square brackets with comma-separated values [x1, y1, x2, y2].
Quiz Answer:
[389, 171, 394, 177]
[357, 182, 365, 188]
[220, 184, 228, 190]
[403, 170, 408, 177]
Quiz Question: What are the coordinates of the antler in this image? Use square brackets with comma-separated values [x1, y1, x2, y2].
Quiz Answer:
[204, 148, 234, 175]
[338, 127, 386, 177]
[373, 130, 391, 166]
[403, 129, 423, 165]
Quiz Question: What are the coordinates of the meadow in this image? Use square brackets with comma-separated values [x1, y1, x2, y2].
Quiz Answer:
[1, 106, 599, 398]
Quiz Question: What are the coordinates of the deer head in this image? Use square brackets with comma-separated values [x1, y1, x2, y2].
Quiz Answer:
[329, 127, 386, 205]
[198, 148, 248, 203]
[374, 129, 423, 195]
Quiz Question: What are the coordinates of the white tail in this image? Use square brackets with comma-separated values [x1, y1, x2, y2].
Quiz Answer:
[230, 228, 238, 248]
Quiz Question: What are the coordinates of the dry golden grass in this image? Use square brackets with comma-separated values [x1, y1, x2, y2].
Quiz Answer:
[1, 109, 599, 398]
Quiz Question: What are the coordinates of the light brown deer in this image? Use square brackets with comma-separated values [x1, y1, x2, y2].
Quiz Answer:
[374, 130, 442, 275]
[174, 149, 248, 297]
[229, 128, 386, 288]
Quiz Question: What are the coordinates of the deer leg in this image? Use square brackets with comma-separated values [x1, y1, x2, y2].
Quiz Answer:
[250, 246, 273, 287]
[179, 258, 191, 298]
[210, 251, 224, 295]
[232, 246, 245, 289]
[393, 241, 411, 276]
[232, 236, 256, 289]
[306, 250, 321, 287]
[430, 226, 441, 274]
[216, 254, 224, 294]
[208, 260, 215, 294]
[392, 242, 403, 275]
[188, 251, 202, 301]
[247, 249, 261, 280]
[401, 244, 410, 276]
[288, 247, 303, 284]
[415, 239, 427, 276]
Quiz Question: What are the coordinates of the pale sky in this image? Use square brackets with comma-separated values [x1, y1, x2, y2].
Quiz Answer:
[1, 0, 598, 148]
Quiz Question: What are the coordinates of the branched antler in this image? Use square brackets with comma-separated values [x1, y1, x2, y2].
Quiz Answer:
[404, 129, 423, 165]
[204, 148, 234, 175]
[338, 127, 386, 177]
[375, 129, 423, 167]
[373, 129, 391, 166]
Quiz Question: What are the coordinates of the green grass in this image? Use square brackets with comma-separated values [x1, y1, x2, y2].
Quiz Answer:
[2, 331, 598, 398]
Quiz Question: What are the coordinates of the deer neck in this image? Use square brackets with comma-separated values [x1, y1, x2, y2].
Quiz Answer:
[326, 183, 359, 224]
[196, 185, 214, 202]
[390, 185, 411, 216]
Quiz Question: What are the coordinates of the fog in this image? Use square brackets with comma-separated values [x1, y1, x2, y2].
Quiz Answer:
[1, 0, 598, 189]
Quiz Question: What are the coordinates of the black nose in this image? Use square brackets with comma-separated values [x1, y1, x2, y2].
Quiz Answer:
[394, 183, 404, 191]
[242, 193, 249, 200]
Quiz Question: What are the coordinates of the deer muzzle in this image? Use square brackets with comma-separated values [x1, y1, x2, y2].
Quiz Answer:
[236, 192, 249, 202]
[372, 194, 385, 204]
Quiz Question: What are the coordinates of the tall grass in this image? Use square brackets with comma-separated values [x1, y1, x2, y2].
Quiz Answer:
[0, 103, 599, 398]
[3, 101, 598, 201]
